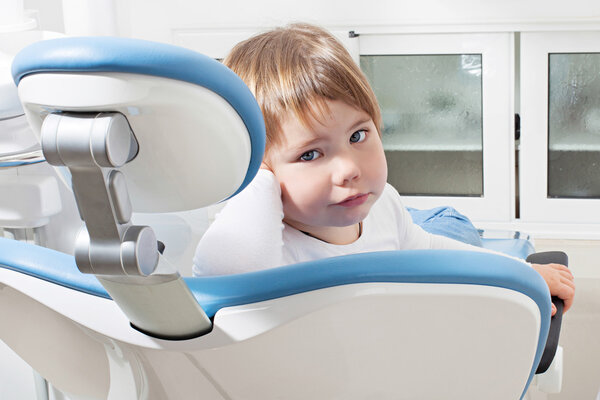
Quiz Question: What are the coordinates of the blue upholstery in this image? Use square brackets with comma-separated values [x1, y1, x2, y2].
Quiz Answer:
[11, 37, 265, 198]
[0, 160, 44, 167]
[187, 250, 549, 316]
[0, 237, 109, 299]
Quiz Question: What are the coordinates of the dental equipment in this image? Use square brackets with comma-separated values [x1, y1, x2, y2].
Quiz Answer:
[0, 37, 563, 399]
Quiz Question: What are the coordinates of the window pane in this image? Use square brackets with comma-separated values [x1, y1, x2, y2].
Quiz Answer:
[548, 53, 600, 198]
[360, 54, 483, 196]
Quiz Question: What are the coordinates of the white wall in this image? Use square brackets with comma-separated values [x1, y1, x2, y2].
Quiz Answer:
[23, 0, 64, 32]
[22, 0, 600, 42]
[120, 0, 600, 42]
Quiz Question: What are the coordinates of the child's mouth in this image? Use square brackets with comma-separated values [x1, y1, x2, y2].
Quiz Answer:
[335, 193, 369, 208]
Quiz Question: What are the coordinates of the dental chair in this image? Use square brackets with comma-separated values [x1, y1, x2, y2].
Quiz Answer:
[0, 37, 563, 400]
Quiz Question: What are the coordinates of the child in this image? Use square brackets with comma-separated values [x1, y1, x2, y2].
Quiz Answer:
[193, 23, 574, 315]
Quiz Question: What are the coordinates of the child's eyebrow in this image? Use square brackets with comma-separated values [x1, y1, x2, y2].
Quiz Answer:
[290, 136, 322, 151]
[348, 117, 372, 132]
[287, 116, 372, 152]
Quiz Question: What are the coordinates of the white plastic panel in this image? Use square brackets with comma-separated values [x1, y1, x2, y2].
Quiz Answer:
[0, 277, 111, 399]
[520, 31, 600, 223]
[17, 72, 251, 213]
[0, 268, 227, 399]
[202, 283, 540, 400]
[357, 33, 515, 222]
[0, 267, 542, 400]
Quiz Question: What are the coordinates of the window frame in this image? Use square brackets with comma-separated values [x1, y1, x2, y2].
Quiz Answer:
[519, 31, 600, 223]
[355, 32, 515, 222]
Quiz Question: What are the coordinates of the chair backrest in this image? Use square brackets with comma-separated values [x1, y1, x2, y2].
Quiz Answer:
[0, 239, 551, 400]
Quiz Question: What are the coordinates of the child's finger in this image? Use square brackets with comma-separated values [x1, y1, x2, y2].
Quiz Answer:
[563, 296, 574, 313]
[550, 263, 573, 278]
[560, 270, 574, 281]
[561, 277, 575, 289]
[558, 283, 575, 299]
[555, 284, 575, 313]
[551, 303, 557, 316]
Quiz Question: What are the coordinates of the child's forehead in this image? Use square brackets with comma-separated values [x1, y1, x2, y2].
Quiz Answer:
[289, 98, 332, 128]
[276, 114, 323, 149]
[282, 99, 359, 131]
[275, 101, 371, 149]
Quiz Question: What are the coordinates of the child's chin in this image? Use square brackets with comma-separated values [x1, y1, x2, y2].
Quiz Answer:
[331, 214, 367, 228]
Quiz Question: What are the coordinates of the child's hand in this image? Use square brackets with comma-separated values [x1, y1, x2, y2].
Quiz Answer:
[531, 263, 575, 316]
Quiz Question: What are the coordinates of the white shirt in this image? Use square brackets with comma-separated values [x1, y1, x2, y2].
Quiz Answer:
[193, 170, 524, 276]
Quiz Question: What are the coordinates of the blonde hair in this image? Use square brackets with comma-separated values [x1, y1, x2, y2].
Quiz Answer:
[223, 23, 382, 152]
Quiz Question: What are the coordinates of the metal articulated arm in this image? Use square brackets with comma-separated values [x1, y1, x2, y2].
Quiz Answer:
[41, 112, 212, 340]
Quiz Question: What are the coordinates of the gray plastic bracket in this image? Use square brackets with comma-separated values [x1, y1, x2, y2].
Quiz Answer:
[41, 112, 156, 277]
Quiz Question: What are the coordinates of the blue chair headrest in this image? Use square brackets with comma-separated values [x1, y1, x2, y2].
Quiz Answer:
[11, 37, 265, 203]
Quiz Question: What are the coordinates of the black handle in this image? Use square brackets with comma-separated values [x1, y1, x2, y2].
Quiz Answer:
[525, 251, 568, 374]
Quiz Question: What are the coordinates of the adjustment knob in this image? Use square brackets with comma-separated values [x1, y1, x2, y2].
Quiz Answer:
[121, 225, 159, 276]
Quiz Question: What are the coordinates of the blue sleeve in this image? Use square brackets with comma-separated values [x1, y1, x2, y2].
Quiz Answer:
[407, 206, 483, 247]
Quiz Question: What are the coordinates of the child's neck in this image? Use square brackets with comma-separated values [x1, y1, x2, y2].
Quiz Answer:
[286, 220, 362, 245]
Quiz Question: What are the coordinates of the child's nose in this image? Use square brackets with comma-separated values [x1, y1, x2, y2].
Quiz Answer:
[332, 156, 361, 186]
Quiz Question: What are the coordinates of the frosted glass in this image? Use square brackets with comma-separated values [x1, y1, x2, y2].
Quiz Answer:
[361, 55, 483, 196]
[548, 53, 600, 198]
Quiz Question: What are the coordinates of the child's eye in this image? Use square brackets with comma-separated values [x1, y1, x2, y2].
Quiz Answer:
[300, 150, 322, 161]
[350, 130, 367, 143]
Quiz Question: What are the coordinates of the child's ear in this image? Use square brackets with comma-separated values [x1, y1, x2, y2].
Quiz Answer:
[260, 151, 275, 172]
[260, 158, 273, 172]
